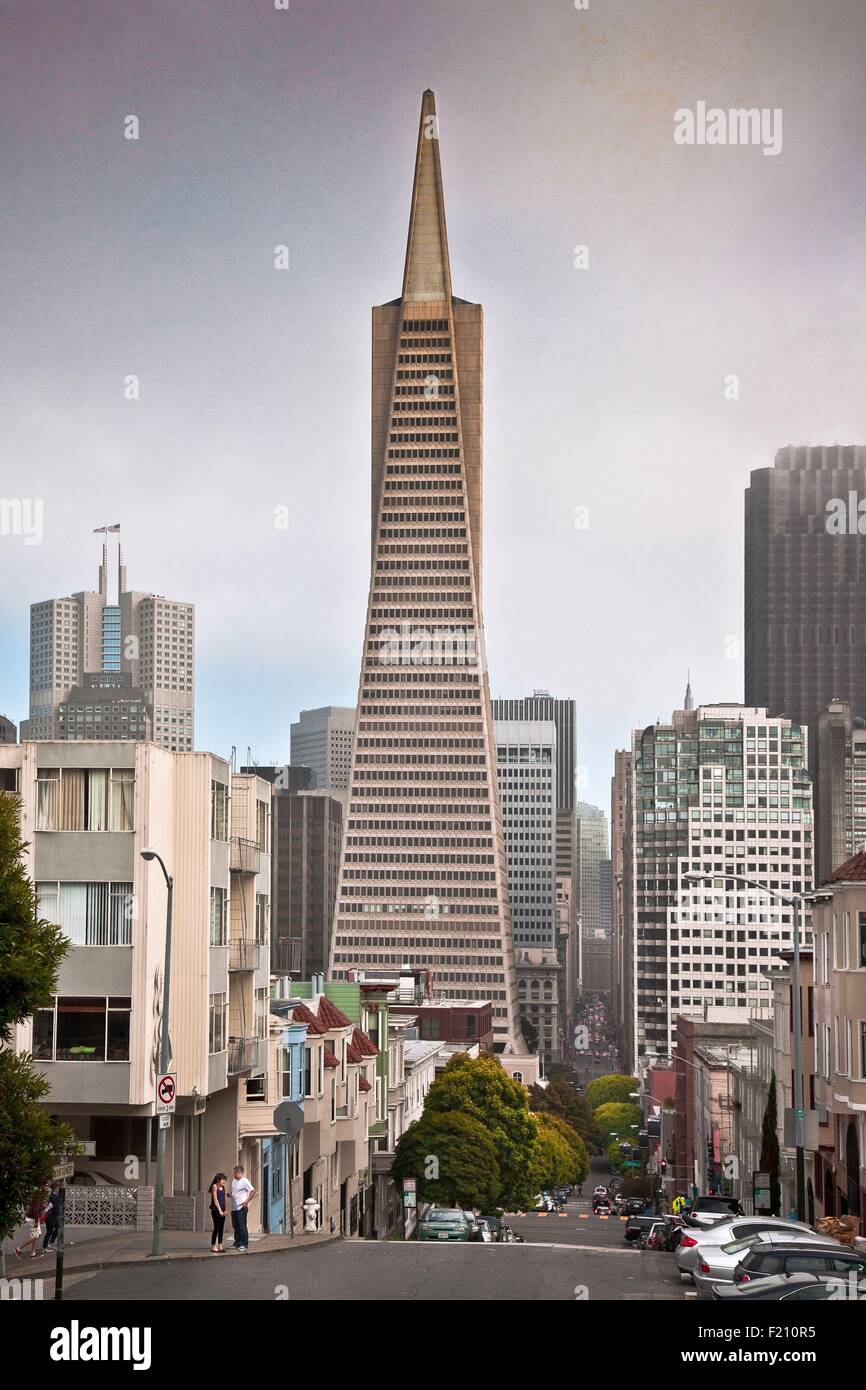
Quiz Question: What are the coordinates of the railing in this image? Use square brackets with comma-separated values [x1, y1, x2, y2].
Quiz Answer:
[271, 939, 302, 976]
[228, 1036, 259, 1074]
[230, 837, 260, 874]
[65, 1184, 137, 1227]
[228, 939, 260, 972]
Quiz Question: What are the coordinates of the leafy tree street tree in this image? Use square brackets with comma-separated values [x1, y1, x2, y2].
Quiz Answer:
[760, 1073, 782, 1216]
[584, 1074, 639, 1110]
[423, 1053, 537, 1210]
[528, 1076, 602, 1150]
[593, 1101, 644, 1148]
[392, 1110, 501, 1211]
[0, 793, 75, 1241]
[534, 1112, 588, 1186]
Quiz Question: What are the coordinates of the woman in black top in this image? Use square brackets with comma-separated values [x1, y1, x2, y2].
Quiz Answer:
[209, 1173, 228, 1252]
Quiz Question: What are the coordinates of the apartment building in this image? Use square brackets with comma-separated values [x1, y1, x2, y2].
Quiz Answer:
[814, 700, 866, 884]
[811, 851, 866, 1225]
[0, 741, 270, 1213]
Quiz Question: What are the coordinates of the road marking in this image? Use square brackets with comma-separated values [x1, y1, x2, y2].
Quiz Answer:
[578, 1214, 589, 1220]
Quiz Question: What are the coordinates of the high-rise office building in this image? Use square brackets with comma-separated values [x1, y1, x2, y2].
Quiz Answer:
[290, 707, 355, 792]
[623, 703, 814, 1064]
[329, 91, 523, 1053]
[494, 720, 557, 950]
[745, 444, 866, 745]
[814, 701, 866, 883]
[610, 748, 630, 1031]
[272, 788, 344, 981]
[21, 538, 194, 751]
[0, 715, 17, 743]
[576, 802, 608, 936]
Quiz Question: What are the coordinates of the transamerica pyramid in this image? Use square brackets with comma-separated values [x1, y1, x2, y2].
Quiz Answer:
[328, 91, 526, 1054]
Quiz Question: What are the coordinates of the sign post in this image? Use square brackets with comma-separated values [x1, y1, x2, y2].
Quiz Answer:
[52, 1158, 74, 1302]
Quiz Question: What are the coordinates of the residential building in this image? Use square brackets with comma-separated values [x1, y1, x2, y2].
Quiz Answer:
[811, 851, 866, 1225]
[21, 537, 194, 751]
[290, 707, 355, 793]
[814, 701, 866, 884]
[764, 948, 819, 1221]
[328, 91, 524, 1054]
[0, 715, 17, 742]
[1, 741, 270, 1224]
[623, 703, 812, 1065]
[745, 443, 866, 756]
[671, 1008, 752, 1199]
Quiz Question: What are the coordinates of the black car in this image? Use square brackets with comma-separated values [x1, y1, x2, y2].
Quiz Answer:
[734, 1243, 866, 1285]
[713, 1272, 856, 1302]
[625, 1215, 658, 1243]
[477, 1214, 504, 1242]
[624, 1198, 646, 1215]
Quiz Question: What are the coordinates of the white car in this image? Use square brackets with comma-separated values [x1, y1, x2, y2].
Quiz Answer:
[676, 1216, 817, 1275]
[691, 1230, 841, 1297]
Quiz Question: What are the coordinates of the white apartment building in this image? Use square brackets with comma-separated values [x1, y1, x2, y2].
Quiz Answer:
[0, 741, 270, 1211]
[625, 704, 814, 1062]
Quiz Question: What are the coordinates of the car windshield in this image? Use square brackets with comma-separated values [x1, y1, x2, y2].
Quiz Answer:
[722, 1234, 764, 1254]
[423, 1210, 466, 1225]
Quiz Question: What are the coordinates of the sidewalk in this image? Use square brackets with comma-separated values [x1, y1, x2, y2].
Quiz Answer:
[1, 1223, 339, 1279]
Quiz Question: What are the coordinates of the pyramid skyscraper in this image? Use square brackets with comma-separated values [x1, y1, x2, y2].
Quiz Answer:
[329, 91, 524, 1053]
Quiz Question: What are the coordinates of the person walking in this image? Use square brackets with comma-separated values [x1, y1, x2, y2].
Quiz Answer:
[42, 1182, 61, 1252]
[230, 1165, 255, 1252]
[208, 1173, 228, 1252]
[14, 1188, 50, 1259]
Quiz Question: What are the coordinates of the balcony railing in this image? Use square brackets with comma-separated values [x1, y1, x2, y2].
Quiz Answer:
[228, 1036, 259, 1074]
[228, 939, 260, 972]
[271, 938, 302, 976]
[230, 837, 261, 874]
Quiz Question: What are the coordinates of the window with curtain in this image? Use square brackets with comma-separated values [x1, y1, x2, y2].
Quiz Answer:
[61, 768, 85, 830]
[36, 767, 59, 829]
[211, 782, 228, 841]
[87, 769, 109, 831]
[35, 767, 134, 831]
[110, 769, 135, 830]
[37, 996, 132, 1062]
[36, 881, 133, 945]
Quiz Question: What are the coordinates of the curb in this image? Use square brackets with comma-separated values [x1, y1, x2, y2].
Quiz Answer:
[35, 1230, 342, 1279]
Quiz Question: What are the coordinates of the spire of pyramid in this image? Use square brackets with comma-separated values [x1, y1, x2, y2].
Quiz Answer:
[401, 90, 452, 303]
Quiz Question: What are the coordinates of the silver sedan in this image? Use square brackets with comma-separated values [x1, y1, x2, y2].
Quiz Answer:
[692, 1230, 841, 1297]
[677, 1216, 816, 1275]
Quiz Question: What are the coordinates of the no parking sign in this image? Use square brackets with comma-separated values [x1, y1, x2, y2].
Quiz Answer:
[156, 1072, 177, 1113]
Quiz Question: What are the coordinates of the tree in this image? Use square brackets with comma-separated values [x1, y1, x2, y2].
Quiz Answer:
[528, 1077, 602, 1149]
[0, 793, 74, 1240]
[584, 1074, 639, 1110]
[530, 1116, 574, 1192]
[760, 1072, 782, 1216]
[423, 1053, 537, 1210]
[535, 1112, 588, 1186]
[392, 1110, 500, 1211]
[593, 1101, 643, 1147]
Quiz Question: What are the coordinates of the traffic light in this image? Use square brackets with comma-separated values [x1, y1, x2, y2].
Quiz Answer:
[660, 1158, 667, 1173]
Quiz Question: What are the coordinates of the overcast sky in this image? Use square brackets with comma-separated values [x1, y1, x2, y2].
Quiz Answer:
[2, 0, 865, 811]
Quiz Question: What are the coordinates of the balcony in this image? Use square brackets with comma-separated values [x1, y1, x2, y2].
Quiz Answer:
[228, 939, 261, 972]
[230, 837, 261, 874]
[228, 1036, 260, 1074]
[271, 938, 302, 976]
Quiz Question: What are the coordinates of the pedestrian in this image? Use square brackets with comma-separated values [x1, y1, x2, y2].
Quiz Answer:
[14, 1187, 51, 1259]
[230, 1165, 255, 1252]
[209, 1172, 228, 1252]
[42, 1182, 61, 1252]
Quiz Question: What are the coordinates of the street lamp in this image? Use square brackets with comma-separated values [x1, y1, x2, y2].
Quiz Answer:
[141, 848, 174, 1257]
[683, 868, 805, 1221]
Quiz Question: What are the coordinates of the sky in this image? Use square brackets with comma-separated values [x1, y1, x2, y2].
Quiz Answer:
[2, 0, 865, 814]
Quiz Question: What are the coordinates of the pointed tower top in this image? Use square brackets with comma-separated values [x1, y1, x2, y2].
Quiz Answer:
[684, 670, 694, 711]
[401, 89, 452, 303]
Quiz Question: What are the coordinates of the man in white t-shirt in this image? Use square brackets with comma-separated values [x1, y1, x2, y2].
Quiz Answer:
[230, 1166, 255, 1251]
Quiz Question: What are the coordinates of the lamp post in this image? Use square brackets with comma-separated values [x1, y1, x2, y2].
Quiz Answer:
[141, 848, 174, 1257]
[684, 869, 805, 1221]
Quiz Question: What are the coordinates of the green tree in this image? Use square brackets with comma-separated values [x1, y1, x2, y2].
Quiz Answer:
[593, 1101, 643, 1148]
[392, 1110, 500, 1211]
[423, 1053, 537, 1209]
[530, 1116, 574, 1192]
[0, 793, 75, 1240]
[760, 1073, 782, 1216]
[535, 1112, 588, 1185]
[584, 1074, 639, 1110]
[528, 1077, 602, 1149]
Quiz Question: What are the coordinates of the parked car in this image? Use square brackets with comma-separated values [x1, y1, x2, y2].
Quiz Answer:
[691, 1231, 841, 1296]
[684, 1195, 744, 1229]
[625, 1215, 658, 1243]
[733, 1243, 866, 1286]
[677, 1216, 817, 1275]
[643, 1221, 666, 1251]
[478, 1214, 504, 1242]
[418, 1208, 473, 1242]
[67, 1171, 131, 1187]
[472, 1218, 495, 1243]
[624, 1198, 646, 1215]
[712, 1272, 854, 1302]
